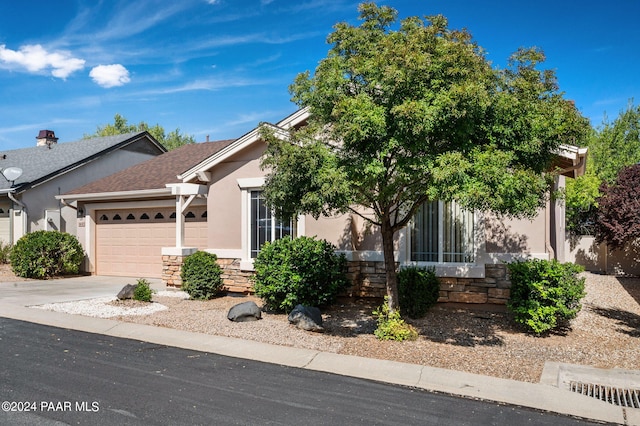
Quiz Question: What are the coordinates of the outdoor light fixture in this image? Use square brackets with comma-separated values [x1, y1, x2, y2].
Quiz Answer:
[0, 167, 23, 185]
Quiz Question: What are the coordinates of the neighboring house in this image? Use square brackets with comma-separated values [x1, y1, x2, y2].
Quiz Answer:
[59, 109, 588, 303]
[0, 130, 166, 246]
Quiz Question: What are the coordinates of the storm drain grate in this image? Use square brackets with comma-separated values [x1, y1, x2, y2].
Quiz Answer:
[569, 381, 640, 409]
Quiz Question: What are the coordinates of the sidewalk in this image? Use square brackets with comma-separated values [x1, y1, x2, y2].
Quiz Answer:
[0, 275, 637, 425]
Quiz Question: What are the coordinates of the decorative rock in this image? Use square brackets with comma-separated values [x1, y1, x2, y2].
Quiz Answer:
[227, 301, 262, 322]
[288, 305, 324, 332]
[117, 284, 138, 300]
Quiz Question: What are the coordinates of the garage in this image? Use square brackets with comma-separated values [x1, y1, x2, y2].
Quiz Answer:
[95, 206, 207, 278]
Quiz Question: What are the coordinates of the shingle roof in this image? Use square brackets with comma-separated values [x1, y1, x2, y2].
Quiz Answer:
[63, 139, 236, 195]
[0, 131, 164, 192]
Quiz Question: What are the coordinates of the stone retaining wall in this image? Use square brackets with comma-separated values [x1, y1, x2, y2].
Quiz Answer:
[437, 264, 511, 304]
[163, 256, 511, 304]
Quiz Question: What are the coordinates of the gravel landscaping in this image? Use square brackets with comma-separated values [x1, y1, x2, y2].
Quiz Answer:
[2, 263, 638, 384]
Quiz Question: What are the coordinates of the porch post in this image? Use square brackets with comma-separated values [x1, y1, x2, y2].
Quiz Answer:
[175, 194, 185, 248]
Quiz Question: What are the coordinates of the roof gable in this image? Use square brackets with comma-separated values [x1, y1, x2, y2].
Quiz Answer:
[62, 139, 235, 198]
[179, 108, 309, 182]
[0, 131, 165, 192]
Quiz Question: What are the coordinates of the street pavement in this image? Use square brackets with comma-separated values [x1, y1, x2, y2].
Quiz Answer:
[0, 275, 638, 425]
[0, 317, 599, 425]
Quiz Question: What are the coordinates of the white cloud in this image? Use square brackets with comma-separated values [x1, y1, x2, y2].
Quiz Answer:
[89, 64, 131, 88]
[205, 0, 220, 4]
[0, 44, 85, 78]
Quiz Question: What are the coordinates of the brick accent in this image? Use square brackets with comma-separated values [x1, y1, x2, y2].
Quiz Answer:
[343, 260, 393, 298]
[165, 255, 512, 305]
[162, 255, 184, 288]
[163, 256, 255, 293]
[217, 258, 253, 293]
[437, 264, 511, 305]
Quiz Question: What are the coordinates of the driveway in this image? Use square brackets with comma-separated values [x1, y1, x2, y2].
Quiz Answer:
[0, 275, 164, 306]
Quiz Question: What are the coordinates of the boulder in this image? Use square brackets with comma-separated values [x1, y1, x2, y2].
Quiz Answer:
[117, 284, 138, 300]
[288, 305, 324, 332]
[227, 301, 262, 322]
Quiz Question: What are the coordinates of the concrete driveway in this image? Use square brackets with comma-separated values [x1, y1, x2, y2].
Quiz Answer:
[0, 275, 164, 306]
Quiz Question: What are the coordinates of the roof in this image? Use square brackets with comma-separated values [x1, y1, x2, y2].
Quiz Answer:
[62, 139, 235, 198]
[179, 108, 309, 183]
[0, 131, 165, 192]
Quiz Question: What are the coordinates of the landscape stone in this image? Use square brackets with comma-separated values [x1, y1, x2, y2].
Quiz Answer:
[288, 304, 324, 332]
[227, 301, 262, 322]
[117, 284, 138, 300]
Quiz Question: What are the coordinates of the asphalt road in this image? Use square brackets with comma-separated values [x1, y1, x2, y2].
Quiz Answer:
[0, 318, 598, 425]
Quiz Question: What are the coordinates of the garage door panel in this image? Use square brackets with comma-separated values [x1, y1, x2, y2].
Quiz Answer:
[96, 208, 207, 278]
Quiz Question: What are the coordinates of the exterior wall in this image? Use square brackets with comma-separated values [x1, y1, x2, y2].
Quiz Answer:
[567, 235, 640, 276]
[206, 142, 267, 255]
[198, 259, 511, 304]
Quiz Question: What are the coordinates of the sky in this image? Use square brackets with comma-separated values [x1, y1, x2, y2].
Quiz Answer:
[0, 0, 638, 150]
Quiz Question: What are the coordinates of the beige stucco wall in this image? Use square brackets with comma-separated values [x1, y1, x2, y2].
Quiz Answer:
[207, 141, 267, 252]
[201, 137, 559, 275]
[567, 236, 640, 276]
[484, 213, 547, 257]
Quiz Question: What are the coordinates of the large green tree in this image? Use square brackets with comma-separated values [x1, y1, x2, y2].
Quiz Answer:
[86, 113, 195, 150]
[565, 101, 640, 235]
[260, 3, 589, 311]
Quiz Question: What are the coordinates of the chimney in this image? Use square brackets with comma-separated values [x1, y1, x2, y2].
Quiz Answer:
[36, 130, 58, 148]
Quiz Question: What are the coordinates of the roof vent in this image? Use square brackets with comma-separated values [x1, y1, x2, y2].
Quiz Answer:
[36, 130, 59, 148]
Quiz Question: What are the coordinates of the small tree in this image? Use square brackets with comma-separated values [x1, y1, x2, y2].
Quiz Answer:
[261, 2, 589, 312]
[594, 164, 640, 251]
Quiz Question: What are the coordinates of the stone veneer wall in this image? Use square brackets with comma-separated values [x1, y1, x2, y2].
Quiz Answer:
[344, 261, 511, 304]
[162, 256, 254, 292]
[162, 255, 184, 287]
[163, 256, 511, 304]
[438, 264, 511, 304]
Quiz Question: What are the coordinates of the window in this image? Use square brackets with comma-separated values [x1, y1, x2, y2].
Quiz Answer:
[411, 200, 474, 263]
[250, 190, 294, 258]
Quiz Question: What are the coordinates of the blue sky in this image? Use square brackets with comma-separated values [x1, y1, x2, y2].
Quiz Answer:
[1, 0, 638, 150]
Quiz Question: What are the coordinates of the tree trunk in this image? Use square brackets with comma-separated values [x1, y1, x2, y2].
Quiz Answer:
[380, 215, 399, 312]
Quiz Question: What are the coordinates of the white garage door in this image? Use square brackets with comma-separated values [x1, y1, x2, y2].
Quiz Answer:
[95, 206, 207, 278]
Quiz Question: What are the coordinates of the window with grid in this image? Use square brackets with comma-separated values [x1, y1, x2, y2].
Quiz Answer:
[250, 190, 295, 258]
[411, 200, 475, 263]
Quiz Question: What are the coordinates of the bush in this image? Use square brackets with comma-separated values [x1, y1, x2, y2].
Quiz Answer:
[398, 266, 440, 318]
[507, 259, 586, 335]
[0, 241, 11, 264]
[10, 231, 84, 279]
[253, 236, 348, 312]
[373, 297, 418, 341]
[133, 278, 153, 302]
[181, 251, 224, 300]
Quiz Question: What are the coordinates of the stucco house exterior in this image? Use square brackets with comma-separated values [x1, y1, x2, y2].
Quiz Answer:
[59, 109, 588, 303]
[0, 131, 165, 246]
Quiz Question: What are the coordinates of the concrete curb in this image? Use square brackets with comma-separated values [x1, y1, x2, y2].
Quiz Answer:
[0, 301, 633, 425]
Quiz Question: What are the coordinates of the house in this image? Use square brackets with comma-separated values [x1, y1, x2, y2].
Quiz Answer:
[58, 109, 588, 303]
[0, 131, 166, 246]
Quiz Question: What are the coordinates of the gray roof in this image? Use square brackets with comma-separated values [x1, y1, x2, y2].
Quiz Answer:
[0, 131, 165, 192]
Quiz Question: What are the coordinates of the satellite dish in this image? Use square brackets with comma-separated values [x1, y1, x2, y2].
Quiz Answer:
[2, 167, 23, 182]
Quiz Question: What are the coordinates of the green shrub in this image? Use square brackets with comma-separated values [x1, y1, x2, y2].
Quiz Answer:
[133, 278, 153, 302]
[10, 231, 84, 279]
[507, 259, 586, 335]
[181, 251, 224, 300]
[373, 297, 419, 341]
[398, 266, 440, 318]
[0, 241, 11, 264]
[253, 236, 348, 312]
